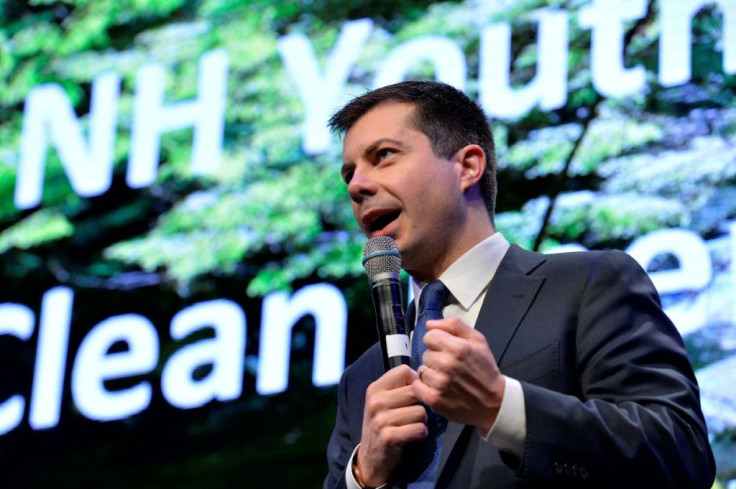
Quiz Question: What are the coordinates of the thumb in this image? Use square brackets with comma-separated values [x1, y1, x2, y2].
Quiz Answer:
[426, 317, 478, 340]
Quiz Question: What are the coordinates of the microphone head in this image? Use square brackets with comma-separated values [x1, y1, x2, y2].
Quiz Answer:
[362, 236, 402, 278]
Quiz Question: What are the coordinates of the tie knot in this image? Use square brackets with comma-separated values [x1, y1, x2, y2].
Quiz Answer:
[419, 280, 449, 313]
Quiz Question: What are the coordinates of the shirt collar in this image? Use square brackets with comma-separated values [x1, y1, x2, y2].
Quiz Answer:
[411, 232, 511, 310]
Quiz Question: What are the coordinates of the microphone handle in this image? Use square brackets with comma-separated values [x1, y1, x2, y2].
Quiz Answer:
[369, 273, 412, 371]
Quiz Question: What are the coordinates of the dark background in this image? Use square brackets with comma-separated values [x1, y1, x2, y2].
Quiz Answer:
[0, 0, 734, 487]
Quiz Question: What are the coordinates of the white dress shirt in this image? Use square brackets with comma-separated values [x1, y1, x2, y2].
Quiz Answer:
[347, 233, 526, 488]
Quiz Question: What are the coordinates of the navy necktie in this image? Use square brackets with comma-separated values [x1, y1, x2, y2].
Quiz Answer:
[408, 280, 449, 488]
[411, 280, 450, 368]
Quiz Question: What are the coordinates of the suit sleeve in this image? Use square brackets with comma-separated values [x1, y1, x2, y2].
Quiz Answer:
[516, 250, 715, 488]
[323, 367, 353, 489]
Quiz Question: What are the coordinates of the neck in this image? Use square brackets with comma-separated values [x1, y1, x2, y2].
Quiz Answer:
[407, 215, 495, 283]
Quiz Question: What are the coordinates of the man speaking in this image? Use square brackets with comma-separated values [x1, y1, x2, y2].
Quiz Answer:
[323, 80, 715, 489]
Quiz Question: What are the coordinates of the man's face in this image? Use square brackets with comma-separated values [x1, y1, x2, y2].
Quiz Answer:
[341, 102, 468, 280]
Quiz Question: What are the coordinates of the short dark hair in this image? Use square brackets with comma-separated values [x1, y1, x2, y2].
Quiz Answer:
[328, 80, 497, 221]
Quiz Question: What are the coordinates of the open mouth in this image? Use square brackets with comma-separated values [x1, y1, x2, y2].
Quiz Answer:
[367, 210, 400, 233]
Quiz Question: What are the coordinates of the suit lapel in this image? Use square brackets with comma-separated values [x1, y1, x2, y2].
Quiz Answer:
[476, 246, 546, 365]
[437, 245, 546, 482]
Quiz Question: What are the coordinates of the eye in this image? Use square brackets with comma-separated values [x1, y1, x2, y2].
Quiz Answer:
[377, 148, 394, 160]
[341, 167, 354, 184]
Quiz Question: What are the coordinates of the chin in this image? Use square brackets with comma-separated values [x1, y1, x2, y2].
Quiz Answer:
[397, 242, 419, 267]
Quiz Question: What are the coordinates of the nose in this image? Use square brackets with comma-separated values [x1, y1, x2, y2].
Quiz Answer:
[347, 168, 378, 203]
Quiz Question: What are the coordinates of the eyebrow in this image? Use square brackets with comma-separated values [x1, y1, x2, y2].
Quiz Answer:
[343, 137, 408, 167]
[363, 138, 407, 157]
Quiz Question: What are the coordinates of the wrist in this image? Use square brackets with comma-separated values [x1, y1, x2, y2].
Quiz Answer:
[352, 448, 377, 489]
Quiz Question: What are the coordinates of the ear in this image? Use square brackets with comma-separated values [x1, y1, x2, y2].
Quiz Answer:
[455, 144, 486, 192]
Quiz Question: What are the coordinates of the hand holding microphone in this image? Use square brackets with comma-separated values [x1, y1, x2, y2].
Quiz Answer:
[356, 236, 428, 487]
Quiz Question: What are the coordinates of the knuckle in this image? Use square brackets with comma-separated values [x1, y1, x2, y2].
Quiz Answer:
[436, 355, 456, 372]
[365, 395, 385, 416]
[373, 411, 390, 431]
[424, 390, 441, 407]
[454, 341, 473, 360]
[382, 427, 400, 445]
[413, 405, 429, 422]
[446, 317, 465, 332]
[396, 364, 412, 377]
[366, 379, 381, 396]
[433, 372, 450, 391]
[474, 330, 489, 345]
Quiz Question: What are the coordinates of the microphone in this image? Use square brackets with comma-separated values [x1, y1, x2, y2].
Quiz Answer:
[362, 236, 412, 371]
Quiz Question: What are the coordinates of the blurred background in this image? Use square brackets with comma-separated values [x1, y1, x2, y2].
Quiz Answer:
[0, 0, 734, 487]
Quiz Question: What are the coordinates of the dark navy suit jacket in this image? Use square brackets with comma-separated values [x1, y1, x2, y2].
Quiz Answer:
[324, 245, 715, 489]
